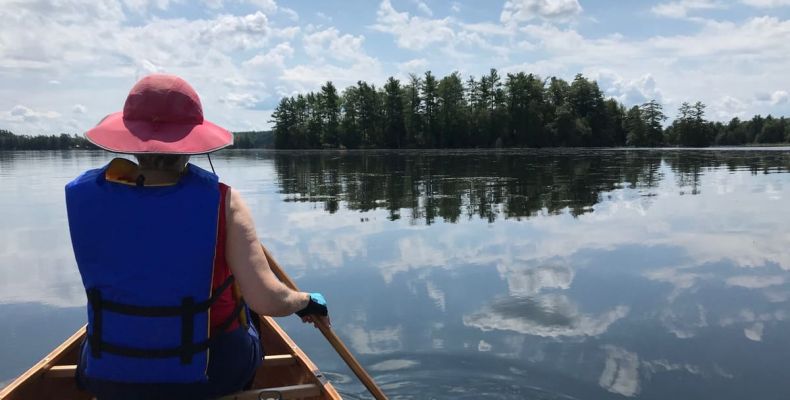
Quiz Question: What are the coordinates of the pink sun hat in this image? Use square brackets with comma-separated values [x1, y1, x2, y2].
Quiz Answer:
[86, 74, 233, 154]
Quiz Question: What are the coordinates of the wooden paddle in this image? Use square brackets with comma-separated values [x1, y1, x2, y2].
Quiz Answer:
[261, 244, 389, 400]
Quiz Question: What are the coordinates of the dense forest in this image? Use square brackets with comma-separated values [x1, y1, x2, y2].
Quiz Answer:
[0, 129, 274, 150]
[271, 69, 790, 149]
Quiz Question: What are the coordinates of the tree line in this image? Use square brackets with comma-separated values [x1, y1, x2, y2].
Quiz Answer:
[0, 130, 95, 150]
[271, 69, 790, 149]
[0, 129, 274, 150]
[231, 131, 274, 149]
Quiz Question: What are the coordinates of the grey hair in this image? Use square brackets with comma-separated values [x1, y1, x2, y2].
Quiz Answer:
[135, 154, 190, 172]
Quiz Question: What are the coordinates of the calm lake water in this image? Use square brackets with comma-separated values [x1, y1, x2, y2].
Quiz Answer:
[2, 149, 790, 399]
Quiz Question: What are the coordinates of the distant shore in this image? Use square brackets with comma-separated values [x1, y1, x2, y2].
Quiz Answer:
[2, 129, 790, 151]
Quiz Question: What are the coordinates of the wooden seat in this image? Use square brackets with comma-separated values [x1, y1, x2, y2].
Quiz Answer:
[44, 354, 297, 379]
[261, 354, 296, 367]
[43, 366, 76, 379]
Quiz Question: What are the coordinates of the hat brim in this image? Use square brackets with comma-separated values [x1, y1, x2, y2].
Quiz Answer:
[86, 112, 233, 155]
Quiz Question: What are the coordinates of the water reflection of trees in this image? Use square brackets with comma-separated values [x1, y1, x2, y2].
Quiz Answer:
[271, 150, 790, 224]
[273, 150, 668, 224]
[663, 151, 790, 195]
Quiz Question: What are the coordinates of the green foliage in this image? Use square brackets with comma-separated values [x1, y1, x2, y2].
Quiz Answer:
[383, 77, 405, 148]
[437, 72, 467, 147]
[229, 131, 274, 148]
[320, 81, 341, 146]
[0, 129, 274, 150]
[668, 101, 711, 147]
[268, 69, 789, 149]
[0, 130, 95, 150]
[625, 106, 647, 146]
[641, 100, 667, 146]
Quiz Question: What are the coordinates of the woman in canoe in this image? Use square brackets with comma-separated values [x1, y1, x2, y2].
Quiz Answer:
[64, 73, 329, 399]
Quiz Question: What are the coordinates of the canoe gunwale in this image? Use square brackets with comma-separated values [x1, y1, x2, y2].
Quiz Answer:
[0, 326, 86, 399]
[0, 318, 341, 400]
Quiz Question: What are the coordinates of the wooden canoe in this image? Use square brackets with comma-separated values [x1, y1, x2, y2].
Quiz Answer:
[0, 316, 342, 400]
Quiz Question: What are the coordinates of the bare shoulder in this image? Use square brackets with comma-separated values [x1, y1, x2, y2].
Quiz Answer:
[227, 187, 249, 219]
[226, 187, 258, 240]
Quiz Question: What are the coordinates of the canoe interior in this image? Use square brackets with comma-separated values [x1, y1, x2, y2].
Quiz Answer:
[0, 316, 340, 400]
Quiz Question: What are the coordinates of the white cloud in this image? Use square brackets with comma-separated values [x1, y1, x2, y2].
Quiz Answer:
[303, 27, 370, 63]
[378, 236, 447, 284]
[72, 104, 87, 114]
[281, 26, 382, 92]
[414, 0, 433, 16]
[425, 280, 446, 311]
[247, 0, 278, 13]
[0, 1, 309, 133]
[771, 91, 789, 104]
[372, 0, 455, 50]
[660, 303, 709, 339]
[741, 0, 790, 7]
[595, 71, 665, 106]
[369, 359, 419, 371]
[647, 17, 790, 59]
[642, 359, 701, 377]
[500, 0, 582, 25]
[243, 42, 294, 69]
[202, 12, 273, 48]
[398, 58, 428, 73]
[726, 275, 785, 289]
[219, 92, 267, 109]
[463, 294, 629, 338]
[715, 95, 749, 119]
[345, 324, 403, 355]
[0, 7, 287, 74]
[651, 0, 724, 19]
[26, 0, 127, 23]
[599, 346, 641, 397]
[744, 322, 764, 341]
[1, 105, 60, 122]
[720, 309, 788, 327]
[122, 0, 179, 14]
[371, 0, 511, 61]
[203, 0, 224, 10]
[498, 264, 573, 297]
[280, 7, 299, 21]
[755, 90, 789, 105]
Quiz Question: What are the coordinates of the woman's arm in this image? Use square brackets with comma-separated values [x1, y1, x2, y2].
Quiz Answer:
[225, 187, 310, 317]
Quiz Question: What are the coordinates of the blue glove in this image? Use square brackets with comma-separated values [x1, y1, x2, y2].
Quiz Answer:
[296, 293, 328, 318]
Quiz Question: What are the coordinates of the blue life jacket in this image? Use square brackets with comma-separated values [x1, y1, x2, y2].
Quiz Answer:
[65, 161, 239, 383]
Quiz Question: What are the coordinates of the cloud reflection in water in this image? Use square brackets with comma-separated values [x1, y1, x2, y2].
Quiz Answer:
[464, 295, 629, 338]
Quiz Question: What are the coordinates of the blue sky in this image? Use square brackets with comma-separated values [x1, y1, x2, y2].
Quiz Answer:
[1, 0, 790, 134]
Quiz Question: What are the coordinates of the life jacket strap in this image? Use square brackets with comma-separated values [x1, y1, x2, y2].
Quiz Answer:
[87, 300, 246, 360]
[93, 275, 235, 317]
[87, 288, 104, 359]
[86, 275, 240, 364]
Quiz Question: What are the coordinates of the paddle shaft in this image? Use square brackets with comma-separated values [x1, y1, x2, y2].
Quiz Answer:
[261, 245, 389, 400]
